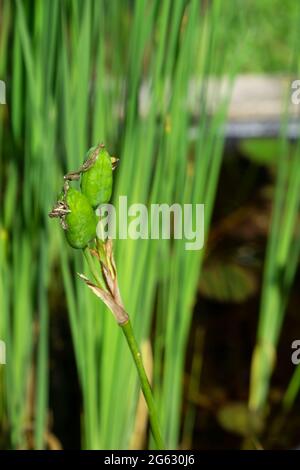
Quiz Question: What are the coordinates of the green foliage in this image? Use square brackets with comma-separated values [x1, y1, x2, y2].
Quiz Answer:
[0, 0, 299, 451]
[249, 4, 300, 413]
[221, 0, 299, 72]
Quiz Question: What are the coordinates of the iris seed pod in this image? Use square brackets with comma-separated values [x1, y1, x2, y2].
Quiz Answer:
[80, 144, 113, 208]
[49, 187, 97, 249]
[63, 188, 97, 249]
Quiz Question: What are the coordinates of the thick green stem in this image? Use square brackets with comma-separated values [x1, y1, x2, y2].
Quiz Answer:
[121, 320, 165, 450]
[83, 245, 164, 449]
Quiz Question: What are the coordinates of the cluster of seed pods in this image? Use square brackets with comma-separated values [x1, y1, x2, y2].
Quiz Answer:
[49, 144, 117, 248]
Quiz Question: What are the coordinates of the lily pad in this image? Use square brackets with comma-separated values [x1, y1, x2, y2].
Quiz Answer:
[239, 138, 280, 165]
[217, 402, 264, 437]
[199, 262, 257, 303]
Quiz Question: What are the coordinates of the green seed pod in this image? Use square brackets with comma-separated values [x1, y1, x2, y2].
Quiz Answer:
[62, 187, 97, 249]
[80, 145, 113, 208]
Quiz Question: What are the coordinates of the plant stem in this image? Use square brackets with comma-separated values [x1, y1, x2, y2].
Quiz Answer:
[83, 245, 165, 449]
[83, 246, 106, 290]
[121, 320, 165, 450]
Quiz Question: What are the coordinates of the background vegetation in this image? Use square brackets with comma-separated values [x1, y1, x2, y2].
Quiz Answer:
[0, 0, 299, 449]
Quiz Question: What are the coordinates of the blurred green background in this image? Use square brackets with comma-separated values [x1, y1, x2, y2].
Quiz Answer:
[0, 0, 300, 450]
